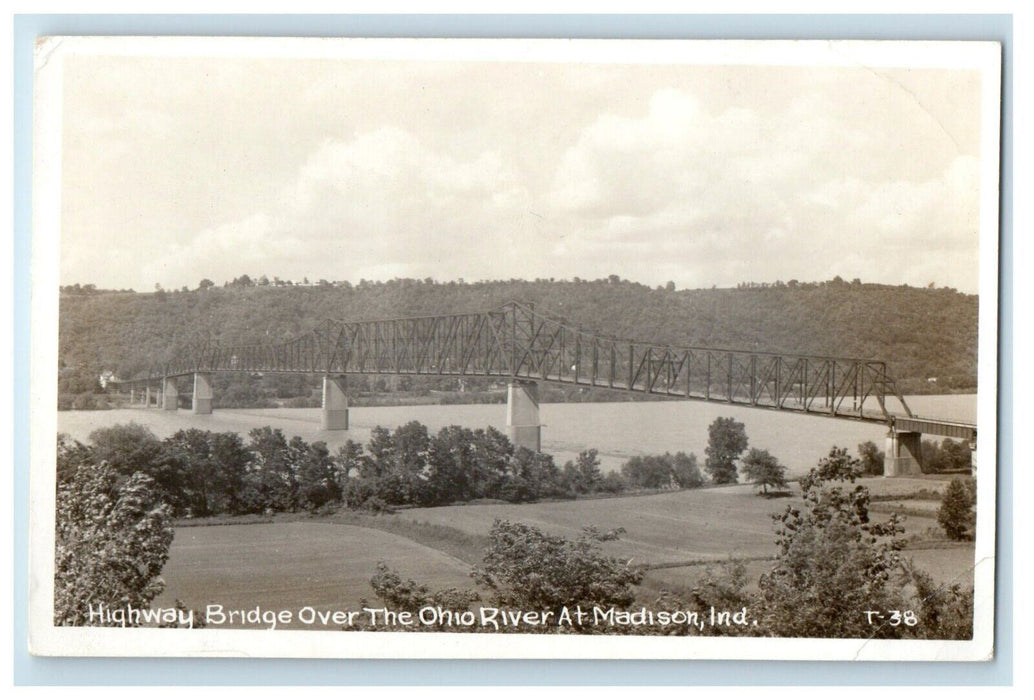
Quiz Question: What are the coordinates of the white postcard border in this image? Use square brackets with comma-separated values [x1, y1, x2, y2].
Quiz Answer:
[28, 36, 1003, 661]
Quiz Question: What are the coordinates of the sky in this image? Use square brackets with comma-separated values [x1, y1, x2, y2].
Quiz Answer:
[58, 45, 988, 293]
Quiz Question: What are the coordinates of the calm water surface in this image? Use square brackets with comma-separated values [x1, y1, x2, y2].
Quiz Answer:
[58, 393, 976, 476]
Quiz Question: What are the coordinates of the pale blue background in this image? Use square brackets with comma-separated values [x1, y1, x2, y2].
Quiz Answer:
[12, 13, 1013, 685]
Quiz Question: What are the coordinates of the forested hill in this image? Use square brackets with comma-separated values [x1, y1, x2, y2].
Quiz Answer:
[59, 277, 977, 395]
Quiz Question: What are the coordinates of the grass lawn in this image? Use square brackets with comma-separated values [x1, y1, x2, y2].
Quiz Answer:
[153, 521, 474, 629]
[151, 479, 975, 627]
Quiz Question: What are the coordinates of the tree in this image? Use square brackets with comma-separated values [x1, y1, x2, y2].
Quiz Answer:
[937, 478, 976, 540]
[427, 425, 478, 504]
[800, 445, 862, 491]
[57, 433, 94, 486]
[391, 421, 431, 475]
[365, 426, 395, 478]
[469, 426, 513, 499]
[753, 452, 908, 638]
[335, 439, 371, 483]
[741, 448, 787, 495]
[367, 563, 479, 624]
[505, 447, 565, 502]
[670, 451, 704, 488]
[564, 449, 602, 494]
[55, 459, 174, 626]
[243, 427, 297, 512]
[89, 423, 164, 477]
[704, 417, 748, 484]
[295, 439, 341, 510]
[621, 455, 674, 489]
[471, 520, 643, 627]
[857, 440, 884, 476]
[161, 428, 220, 516]
[197, 278, 215, 291]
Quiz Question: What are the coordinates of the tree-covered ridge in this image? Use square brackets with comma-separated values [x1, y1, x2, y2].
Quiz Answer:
[59, 276, 977, 395]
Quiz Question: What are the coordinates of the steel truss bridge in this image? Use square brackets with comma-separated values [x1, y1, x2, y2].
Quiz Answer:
[119, 300, 936, 428]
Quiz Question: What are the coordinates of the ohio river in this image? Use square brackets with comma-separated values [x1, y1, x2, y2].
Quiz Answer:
[58, 393, 975, 475]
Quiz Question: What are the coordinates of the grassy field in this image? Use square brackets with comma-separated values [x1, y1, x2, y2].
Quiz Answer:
[149, 474, 974, 629]
[152, 521, 474, 629]
[389, 478, 957, 566]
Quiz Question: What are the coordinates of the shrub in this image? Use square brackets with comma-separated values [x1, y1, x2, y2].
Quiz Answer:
[55, 460, 174, 626]
[471, 520, 643, 623]
[753, 452, 909, 637]
[937, 478, 976, 540]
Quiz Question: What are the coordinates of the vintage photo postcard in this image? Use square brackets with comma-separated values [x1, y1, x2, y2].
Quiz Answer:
[29, 37, 1001, 660]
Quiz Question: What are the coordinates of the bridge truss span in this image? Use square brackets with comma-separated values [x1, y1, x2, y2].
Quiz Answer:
[142, 301, 911, 424]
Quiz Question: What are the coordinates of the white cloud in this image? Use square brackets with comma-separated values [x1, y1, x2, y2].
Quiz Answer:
[153, 127, 534, 286]
[82, 76, 980, 294]
[543, 87, 979, 290]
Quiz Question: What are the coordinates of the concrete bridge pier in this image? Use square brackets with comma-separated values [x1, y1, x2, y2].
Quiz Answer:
[884, 429, 923, 477]
[321, 375, 349, 430]
[193, 372, 214, 414]
[129, 388, 135, 406]
[144, 385, 152, 407]
[162, 377, 179, 410]
[506, 379, 541, 452]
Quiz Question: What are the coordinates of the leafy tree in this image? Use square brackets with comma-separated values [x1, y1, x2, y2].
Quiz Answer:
[670, 451, 704, 488]
[88, 423, 165, 478]
[753, 454, 907, 637]
[294, 439, 341, 510]
[391, 421, 431, 474]
[902, 564, 974, 639]
[367, 562, 479, 622]
[243, 427, 297, 511]
[741, 447, 788, 495]
[800, 445, 863, 491]
[197, 278, 215, 291]
[621, 455, 675, 489]
[161, 429, 218, 516]
[469, 426, 513, 499]
[563, 449, 603, 494]
[937, 478, 976, 540]
[55, 459, 173, 626]
[57, 433, 93, 486]
[335, 440, 370, 483]
[208, 431, 251, 514]
[689, 561, 753, 625]
[620, 452, 703, 490]
[160, 429, 249, 516]
[505, 447, 566, 502]
[427, 425, 478, 504]
[923, 438, 973, 473]
[704, 417, 748, 484]
[366, 426, 395, 478]
[471, 520, 643, 627]
[598, 471, 629, 494]
[857, 440, 885, 476]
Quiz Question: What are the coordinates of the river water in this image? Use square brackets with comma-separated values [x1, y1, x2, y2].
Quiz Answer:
[57, 393, 975, 476]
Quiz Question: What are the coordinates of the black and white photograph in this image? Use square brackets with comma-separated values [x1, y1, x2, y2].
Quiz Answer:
[28, 36, 1001, 660]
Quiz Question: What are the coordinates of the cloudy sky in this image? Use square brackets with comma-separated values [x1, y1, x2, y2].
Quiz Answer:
[59, 44, 987, 292]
